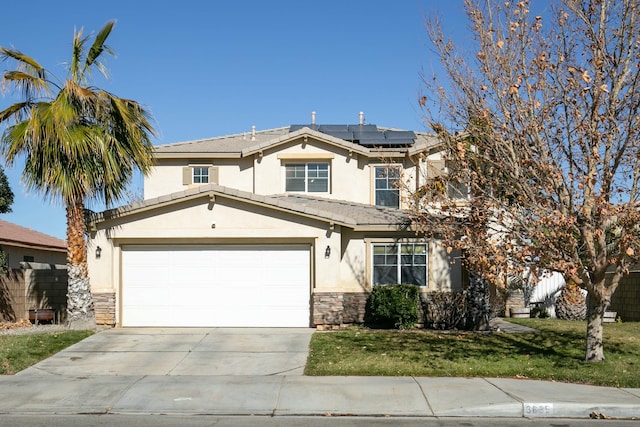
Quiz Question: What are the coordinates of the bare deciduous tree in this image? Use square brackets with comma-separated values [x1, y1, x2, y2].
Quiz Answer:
[414, 0, 640, 362]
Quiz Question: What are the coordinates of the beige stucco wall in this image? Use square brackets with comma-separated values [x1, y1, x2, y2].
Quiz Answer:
[144, 157, 255, 199]
[88, 192, 463, 326]
[87, 194, 342, 296]
[144, 137, 425, 209]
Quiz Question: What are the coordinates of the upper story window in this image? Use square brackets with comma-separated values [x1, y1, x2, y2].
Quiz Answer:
[372, 243, 427, 287]
[192, 167, 209, 184]
[285, 163, 329, 193]
[182, 166, 218, 186]
[374, 166, 401, 208]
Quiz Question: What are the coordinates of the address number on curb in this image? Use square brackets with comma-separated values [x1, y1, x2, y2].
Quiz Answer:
[524, 403, 554, 416]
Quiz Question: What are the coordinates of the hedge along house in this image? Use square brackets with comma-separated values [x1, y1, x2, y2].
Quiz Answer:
[87, 114, 464, 327]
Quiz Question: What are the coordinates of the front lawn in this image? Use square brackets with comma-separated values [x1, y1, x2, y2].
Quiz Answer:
[305, 319, 640, 387]
[0, 330, 94, 375]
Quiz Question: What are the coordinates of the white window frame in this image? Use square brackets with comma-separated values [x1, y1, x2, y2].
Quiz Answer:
[285, 162, 330, 193]
[192, 166, 209, 184]
[183, 165, 218, 186]
[372, 242, 428, 287]
[374, 165, 401, 208]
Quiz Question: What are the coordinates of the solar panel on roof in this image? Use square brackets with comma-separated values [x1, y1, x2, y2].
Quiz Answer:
[352, 130, 384, 140]
[384, 130, 417, 140]
[325, 131, 354, 140]
[348, 124, 378, 132]
[288, 123, 416, 146]
[318, 125, 350, 133]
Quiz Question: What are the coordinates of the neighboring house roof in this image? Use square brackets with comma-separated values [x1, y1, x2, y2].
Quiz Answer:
[90, 184, 412, 232]
[154, 125, 441, 159]
[0, 219, 67, 252]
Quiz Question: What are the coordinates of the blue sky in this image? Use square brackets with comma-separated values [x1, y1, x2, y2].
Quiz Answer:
[0, 0, 466, 239]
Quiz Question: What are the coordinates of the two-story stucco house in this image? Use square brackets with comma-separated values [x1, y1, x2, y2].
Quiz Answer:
[87, 115, 463, 327]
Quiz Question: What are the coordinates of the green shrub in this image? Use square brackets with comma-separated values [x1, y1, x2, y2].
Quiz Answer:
[365, 284, 419, 329]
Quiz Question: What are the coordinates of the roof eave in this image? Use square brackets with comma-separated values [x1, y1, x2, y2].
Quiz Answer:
[89, 186, 358, 230]
[0, 240, 67, 252]
[154, 152, 242, 159]
[352, 224, 413, 232]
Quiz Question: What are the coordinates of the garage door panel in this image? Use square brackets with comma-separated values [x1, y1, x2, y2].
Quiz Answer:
[122, 245, 310, 327]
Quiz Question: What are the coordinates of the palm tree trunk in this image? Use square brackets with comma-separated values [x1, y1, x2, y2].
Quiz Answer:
[66, 200, 95, 329]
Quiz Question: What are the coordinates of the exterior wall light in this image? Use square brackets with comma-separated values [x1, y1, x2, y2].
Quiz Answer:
[95, 246, 102, 259]
[325, 245, 331, 258]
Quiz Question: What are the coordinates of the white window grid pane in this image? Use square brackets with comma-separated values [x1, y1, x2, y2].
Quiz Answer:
[308, 163, 329, 192]
[374, 166, 401, 207]
[285, 163, 329, 193]
[193, 167, 209, 184]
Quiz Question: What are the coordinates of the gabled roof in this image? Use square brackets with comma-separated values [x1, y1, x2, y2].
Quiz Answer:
[154, 125, 441, 160]
[0, 219, 66, 252]
[91, 184, 411, 232]
[240, 127, 371, 158]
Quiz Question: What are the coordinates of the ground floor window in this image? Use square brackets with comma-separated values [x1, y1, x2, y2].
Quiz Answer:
[372, 243, 427, 287]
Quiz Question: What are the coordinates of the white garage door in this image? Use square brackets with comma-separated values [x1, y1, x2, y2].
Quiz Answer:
[121, 245, 310, 327]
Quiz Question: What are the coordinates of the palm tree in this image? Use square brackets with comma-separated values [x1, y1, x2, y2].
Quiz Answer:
[0, 21, 156, 328]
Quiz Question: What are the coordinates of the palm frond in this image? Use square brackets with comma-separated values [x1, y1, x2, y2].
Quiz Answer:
[0, 48, 53, 99]
[0, 121, 30, 164]
[2, 70, 51, 99]
[70, 27, 89, 83]
[85, 20, 115, 79]
[0, 101, 32, 125]
[0, 48, 44, 77]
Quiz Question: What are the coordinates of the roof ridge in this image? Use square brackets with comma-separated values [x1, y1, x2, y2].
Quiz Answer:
[0, 219, 66, 248]
[156, 126, 291, 148]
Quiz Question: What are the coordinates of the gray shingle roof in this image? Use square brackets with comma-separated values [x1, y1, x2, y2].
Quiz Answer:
[91, 184, 411, 231]
[272, 194, 411, 228]
[154, 125, 441, 158]
[0, 219, 66, 251]
[154, 127, 291, 155]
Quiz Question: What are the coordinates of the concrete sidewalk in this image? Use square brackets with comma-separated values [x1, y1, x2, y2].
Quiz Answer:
[0, 327, 638, 420]
[0, 374, 639, 419]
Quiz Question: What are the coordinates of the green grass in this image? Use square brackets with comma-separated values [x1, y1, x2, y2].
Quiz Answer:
[305, 319, 640, 387]
[0, 330, 94, 375]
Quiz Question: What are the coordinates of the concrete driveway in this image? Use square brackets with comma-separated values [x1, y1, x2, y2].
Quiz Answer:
[18, 328, 314, 377]
[5, 326, 640, 418]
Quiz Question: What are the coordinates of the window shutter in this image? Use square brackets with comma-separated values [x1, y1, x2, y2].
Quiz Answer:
[427, 160, 446, 179]
[182, 167, 192, 185]
[209, 166, 219, 185]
